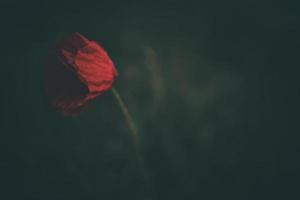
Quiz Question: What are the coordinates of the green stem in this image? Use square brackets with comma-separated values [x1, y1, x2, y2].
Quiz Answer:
[112, 87, 153, 197]
[112, 87, 139, 145]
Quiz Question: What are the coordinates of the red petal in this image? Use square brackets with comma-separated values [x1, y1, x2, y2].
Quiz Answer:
[45, 32, 117, 116]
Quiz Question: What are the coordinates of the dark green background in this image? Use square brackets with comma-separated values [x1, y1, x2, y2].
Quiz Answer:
[2, 0, 300, 199]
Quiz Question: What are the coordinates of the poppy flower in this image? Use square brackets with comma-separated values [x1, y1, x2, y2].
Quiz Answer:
[45, 32, 117, 116]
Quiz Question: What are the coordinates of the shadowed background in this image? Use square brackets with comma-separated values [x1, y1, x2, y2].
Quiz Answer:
[1, 0, 300, 199]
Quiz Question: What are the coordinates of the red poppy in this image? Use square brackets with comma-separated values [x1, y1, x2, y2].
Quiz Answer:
[45, 32, 117, 116]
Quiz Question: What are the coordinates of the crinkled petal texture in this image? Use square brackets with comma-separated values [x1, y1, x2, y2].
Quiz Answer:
[45, 32, 117, 116]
